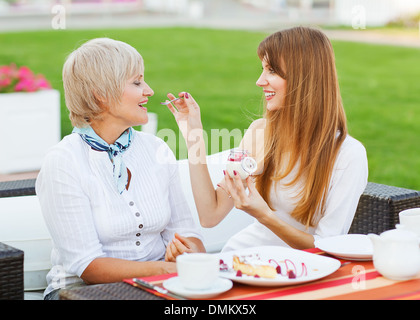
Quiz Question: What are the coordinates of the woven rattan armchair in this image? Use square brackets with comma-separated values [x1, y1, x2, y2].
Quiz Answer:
[0, 242, 24, 300]
[350, 182, 420, 234]
[0, 179, 34, 300]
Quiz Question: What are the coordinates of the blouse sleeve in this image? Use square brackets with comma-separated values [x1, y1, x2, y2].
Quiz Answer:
[36, 146, 106, 278]
[313, 139, 368, 241]
[157, 141, 203, 246]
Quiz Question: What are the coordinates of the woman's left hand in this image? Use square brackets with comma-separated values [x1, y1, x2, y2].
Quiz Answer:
[222, 170, 273, 222]
[165, 233, 203, 262]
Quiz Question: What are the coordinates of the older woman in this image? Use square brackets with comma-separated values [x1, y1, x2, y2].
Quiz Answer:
[36, 38, 204, 300]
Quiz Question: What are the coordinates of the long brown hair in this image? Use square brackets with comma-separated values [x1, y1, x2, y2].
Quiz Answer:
[255, 27, 347, 228]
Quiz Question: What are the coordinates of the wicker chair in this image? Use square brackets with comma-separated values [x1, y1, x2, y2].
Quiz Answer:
[0, 242, 24, 300]
[0, 179, 35, 300]
[0, 179, 36, 198]
[350, 182, 420, 234]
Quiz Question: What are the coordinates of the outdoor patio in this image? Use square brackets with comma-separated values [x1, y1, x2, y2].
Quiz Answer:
[1, 0, 419, 302]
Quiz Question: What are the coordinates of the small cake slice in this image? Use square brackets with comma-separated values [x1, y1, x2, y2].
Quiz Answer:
[232, 255, 277, 279]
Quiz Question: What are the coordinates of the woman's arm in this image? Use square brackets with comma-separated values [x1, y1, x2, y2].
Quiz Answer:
[225, 172, 315, 249]
[165, 92, 235, 227]
[155, 136, 206, 257]
[166, 93, 268, 227]
[187, 135, 235, 227]
[81, 258, 176, 284]
[258, 209, 315, 249]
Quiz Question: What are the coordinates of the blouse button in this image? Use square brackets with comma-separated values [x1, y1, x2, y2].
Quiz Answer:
[136, 233, 141, 237]
[129, 201, 134, 206]
[138, 224, 143, 229]
[136, 241, 140, 246]
[135, 212, 140, 217]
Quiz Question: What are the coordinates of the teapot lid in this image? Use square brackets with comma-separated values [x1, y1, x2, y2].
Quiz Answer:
[380, 228, 418, 242]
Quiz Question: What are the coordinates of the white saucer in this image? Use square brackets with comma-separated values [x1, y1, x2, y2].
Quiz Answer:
[315, 234, 373, 261]
[162, 277, 233, 299]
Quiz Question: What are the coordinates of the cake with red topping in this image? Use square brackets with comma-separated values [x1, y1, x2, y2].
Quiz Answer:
[222, 254, 308, 280]
[232, 254, 278, 279]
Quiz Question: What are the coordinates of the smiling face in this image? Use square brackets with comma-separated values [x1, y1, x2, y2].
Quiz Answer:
[90, 71, 154, 144]
[256, 59, 287, 111]
[118, 73, 154, 127]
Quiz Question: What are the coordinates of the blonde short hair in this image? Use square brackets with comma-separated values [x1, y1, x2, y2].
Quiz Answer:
[63, 38, 144, 128]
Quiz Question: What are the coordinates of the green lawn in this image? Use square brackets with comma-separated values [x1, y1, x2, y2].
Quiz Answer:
[0, 27, 419, 190]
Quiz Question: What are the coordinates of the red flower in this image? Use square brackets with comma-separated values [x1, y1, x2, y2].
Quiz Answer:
[0, 63, 52, 93]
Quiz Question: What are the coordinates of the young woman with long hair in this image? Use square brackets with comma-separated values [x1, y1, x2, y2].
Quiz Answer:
[166, 26, 368, 250]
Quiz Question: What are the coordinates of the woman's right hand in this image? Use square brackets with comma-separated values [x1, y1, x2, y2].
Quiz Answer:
[165, 92, 203, 148]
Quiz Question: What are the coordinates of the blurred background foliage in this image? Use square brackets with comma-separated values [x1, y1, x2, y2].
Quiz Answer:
[0, 26, 419, 190]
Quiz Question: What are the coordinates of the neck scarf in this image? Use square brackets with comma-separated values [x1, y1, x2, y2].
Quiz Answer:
[73, 126, 133, 194]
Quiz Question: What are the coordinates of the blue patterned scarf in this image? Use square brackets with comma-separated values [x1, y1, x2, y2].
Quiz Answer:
[73, 126, 133, 194]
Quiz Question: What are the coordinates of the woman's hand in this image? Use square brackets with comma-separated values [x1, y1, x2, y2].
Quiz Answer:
[165, 92, 203, 149]
[164, 233, 205, 262]
[222, 170, 273, 222]
[222, 171, 316, 250]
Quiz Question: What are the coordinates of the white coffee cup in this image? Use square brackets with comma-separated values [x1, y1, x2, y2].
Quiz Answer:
[399, 208, 420, 237]
[176, 253, 219, 291]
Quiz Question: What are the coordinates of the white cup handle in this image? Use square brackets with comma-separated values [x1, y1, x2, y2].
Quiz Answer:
[241, 157, 257, 174]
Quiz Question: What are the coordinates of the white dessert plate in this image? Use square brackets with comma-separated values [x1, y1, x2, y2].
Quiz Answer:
[162, 277, 233, 299]
[315, 234, 373, 261]
[217, 246, 340, 287]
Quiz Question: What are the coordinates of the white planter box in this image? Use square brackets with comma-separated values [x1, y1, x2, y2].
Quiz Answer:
[0, 89, 60, 174]
[0, 195, 52, 291]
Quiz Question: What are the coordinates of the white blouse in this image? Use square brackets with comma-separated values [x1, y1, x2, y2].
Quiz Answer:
[36, 130, 202, 296]
[222, 135, 368, 251]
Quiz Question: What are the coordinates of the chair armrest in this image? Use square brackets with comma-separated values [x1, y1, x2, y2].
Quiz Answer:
[0, 242, 24, 300]
[0, 179, 36, 198]
[350, 182, 420, 235]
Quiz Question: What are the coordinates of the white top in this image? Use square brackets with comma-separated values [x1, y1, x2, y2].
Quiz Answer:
[36, 130, 202, 296]
[222, 135, 368, 252]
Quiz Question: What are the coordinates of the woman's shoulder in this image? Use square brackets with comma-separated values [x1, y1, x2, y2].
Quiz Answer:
[39, 133, 86, 176]
[241, 118, 266, 143]
[341, 135, 367, 155]
[131, 129, 168, 149]
[247, 118, 266, 131]
[130, 129, 176, 163]
[335, 135, 368, 168]
[239, 119, 266, 167]
[46, 133, 84, 157]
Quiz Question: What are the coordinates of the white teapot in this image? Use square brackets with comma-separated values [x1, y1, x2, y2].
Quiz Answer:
[368, 229, 420, 281]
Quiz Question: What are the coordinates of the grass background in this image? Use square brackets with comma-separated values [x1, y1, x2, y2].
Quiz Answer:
[0, 27, 419, 190]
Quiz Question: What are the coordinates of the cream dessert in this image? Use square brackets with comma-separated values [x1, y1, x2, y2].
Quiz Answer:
[232, 254, 277, 279]
[220, 253, 308, 280]
[226, 149, 257, 180]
